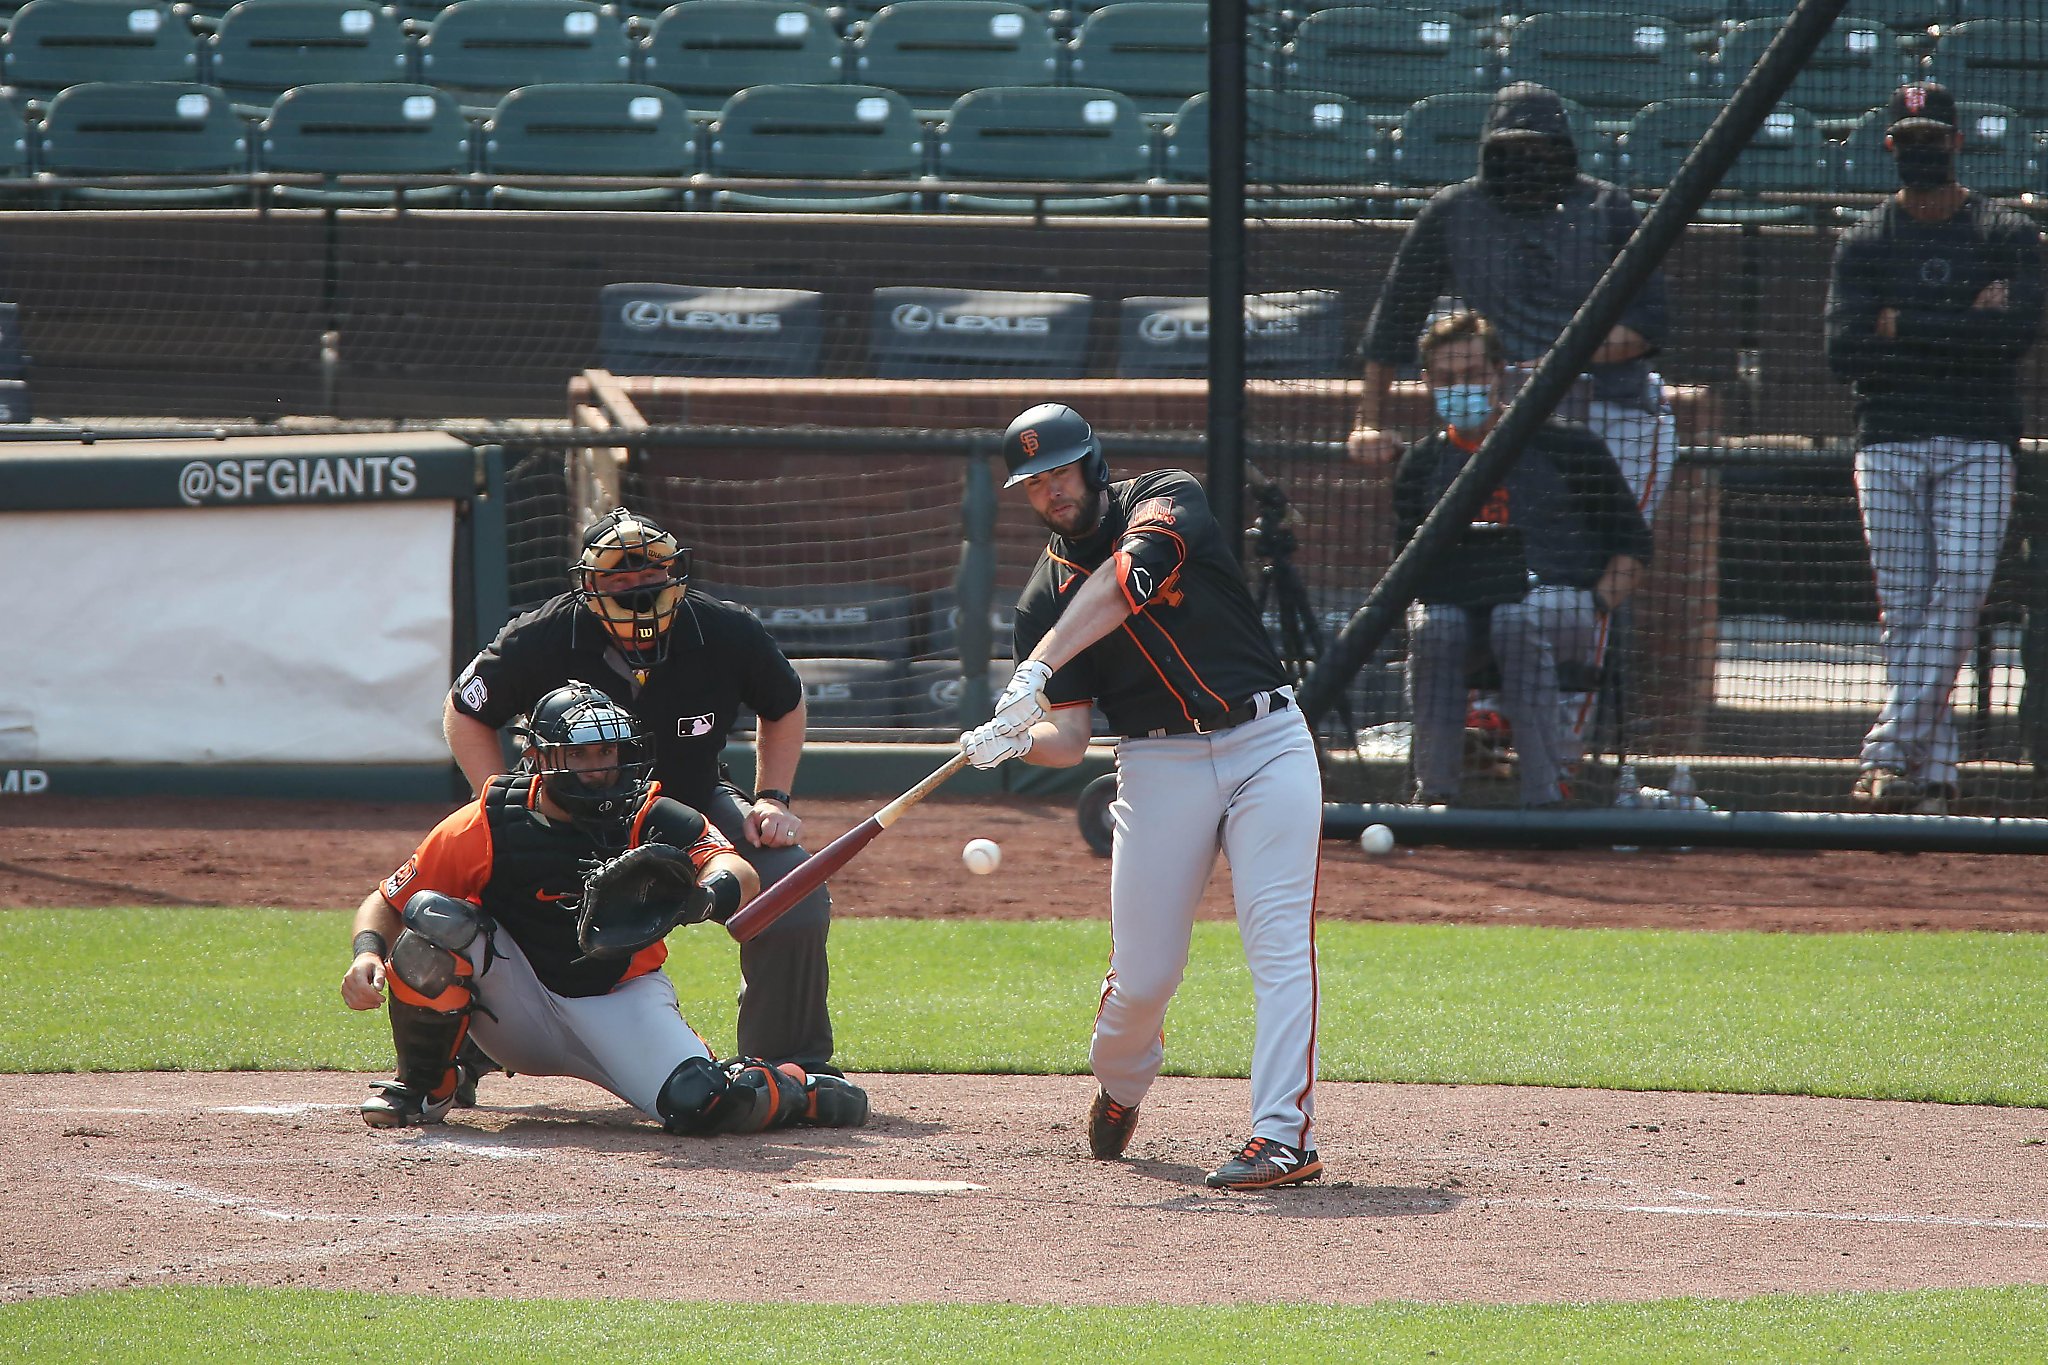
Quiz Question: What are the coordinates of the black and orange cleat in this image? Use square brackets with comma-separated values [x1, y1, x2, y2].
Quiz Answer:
[1204, 1136, 1322, 1190]
[1086, 1089, 1140, 1159]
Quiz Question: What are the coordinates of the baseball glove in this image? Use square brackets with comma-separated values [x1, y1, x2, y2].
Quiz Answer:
[576, 842, 715, 960]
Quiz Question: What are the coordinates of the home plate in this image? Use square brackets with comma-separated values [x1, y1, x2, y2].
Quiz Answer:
[791, 1178, 984, 1194]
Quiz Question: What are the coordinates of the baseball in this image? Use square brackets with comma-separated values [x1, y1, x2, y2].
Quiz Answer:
[1360, 823, 1396, 856]
[962, 838, 1003, 876]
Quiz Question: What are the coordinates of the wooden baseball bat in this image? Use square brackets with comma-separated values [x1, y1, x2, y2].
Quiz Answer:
[725, 750, 973, 943]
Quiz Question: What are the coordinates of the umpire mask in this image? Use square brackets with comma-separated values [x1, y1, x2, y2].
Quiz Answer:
[574, 509, 691, 670]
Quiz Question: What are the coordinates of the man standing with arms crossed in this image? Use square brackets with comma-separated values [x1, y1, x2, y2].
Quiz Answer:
[1827, 82, 2045, 814]
[959, 403, 1324, 1191]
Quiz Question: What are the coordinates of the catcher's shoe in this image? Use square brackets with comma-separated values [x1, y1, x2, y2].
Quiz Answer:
[1204, 1136, 1323, 1191]
[361, 1079, 455, 1130]
[798, 1073, 870, 1127]
[450, 1039, 501, 1109]
[1086, 1090, 1140, 1159]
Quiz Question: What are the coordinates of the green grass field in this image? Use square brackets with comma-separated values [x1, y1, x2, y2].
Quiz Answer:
[1, 908, 2043, 1358]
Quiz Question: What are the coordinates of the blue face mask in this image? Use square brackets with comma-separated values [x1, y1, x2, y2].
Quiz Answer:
[1433, 383, 1495, 430]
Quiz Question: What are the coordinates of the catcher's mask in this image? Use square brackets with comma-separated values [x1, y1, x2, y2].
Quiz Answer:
[518, 681, 654, 835]
[573, 508, 692, 668]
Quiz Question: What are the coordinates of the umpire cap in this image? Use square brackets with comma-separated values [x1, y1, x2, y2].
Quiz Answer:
[1001, 403, 1106, 490]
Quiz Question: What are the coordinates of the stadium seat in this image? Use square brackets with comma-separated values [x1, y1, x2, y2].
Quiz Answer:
[1280, 7, 1491, 120]
[705, 83, 923, 210]
[597, 283, 824, 375]
[482, 84, 693, 207]
[852, 2, 1058, 116]
[37, 82, 250, 205]
[1500, 12, 1697, 117]
[2, 0, 204, 92]
[1161, 90, 1383, 215]
[1953, 0, 2045, 22]
[1834, 100, 2035, 198]
[1116, 290, 1348, 378]
[1714, 19, 1908, 126]
[0, 95, 30, 194]
[1619, 98, 1828, 221]
[639, 2, 844, 115]
[1929, 20, 2048, 120]
[934, 85, 1149, 212]
[416, 0, 633, 106]
[1387, 88, 1600, 190]
[209, 0, 412, 111]
[1066, 4, 1209, 119]
[869, 286, 1091, 377]
[259, 82, 472, 205]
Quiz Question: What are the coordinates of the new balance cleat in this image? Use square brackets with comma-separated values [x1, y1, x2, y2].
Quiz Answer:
[1204, 1136, 1323, 1190]
[1086, 1090, 1141, 1159]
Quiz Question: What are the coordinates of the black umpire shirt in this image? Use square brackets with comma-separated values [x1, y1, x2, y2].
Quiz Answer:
[1825, 194, 2045, 448]
[451, 589, 804, 811]
[1013, 469, 1287, 736]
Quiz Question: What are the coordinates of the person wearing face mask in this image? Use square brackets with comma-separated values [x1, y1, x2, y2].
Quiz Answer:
[1394, 313, 1651, 808]
[1349, 82, 1673, 526]
[1825, 82, 2044, 816]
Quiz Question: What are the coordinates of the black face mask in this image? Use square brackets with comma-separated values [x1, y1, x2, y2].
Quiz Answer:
[1482, 140, 1577, 207]
[1894, 142, 1956, 191]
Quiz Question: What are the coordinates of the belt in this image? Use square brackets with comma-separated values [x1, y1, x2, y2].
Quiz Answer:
[1140, 689, 1292, 739]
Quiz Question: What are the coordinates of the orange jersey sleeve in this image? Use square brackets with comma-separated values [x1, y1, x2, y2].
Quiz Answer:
[379, 800, 495, 910]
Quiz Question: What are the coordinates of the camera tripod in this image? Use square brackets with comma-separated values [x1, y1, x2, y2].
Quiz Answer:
[1249, 472, 1356, 743]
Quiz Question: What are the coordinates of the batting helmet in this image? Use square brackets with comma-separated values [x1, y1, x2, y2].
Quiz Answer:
[573, 508, 691, 667]
[1001, 403, 1108, 491]
[516, 681, 654, 838]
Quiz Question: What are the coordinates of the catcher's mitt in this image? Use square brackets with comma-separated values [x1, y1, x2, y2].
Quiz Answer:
[576, 842, 712, 960]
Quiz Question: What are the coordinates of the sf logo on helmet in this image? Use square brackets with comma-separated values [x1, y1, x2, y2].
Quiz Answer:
[1019, 429, 1040, 456]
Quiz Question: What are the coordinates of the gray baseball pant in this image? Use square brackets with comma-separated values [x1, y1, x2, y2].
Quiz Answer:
[704, 785, 834, 1071]
[1093, 700, 1321, 1150]
[1409, 587, 1601, 806]
[1854, 438, 2015, 788]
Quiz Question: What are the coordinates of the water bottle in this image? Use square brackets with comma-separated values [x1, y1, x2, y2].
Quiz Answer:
[1669, 762, 1698, 809]
[1613, 763, 1642, 851]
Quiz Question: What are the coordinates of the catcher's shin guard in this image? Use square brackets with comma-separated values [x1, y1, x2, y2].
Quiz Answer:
[792, 1069, 869, 1128]
[382, 919, 479, 1114]
[656, 1056, 809, 1135]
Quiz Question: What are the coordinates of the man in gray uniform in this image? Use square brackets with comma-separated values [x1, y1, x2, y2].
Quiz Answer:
[1827, 82, 2044, 815]
[958, 403, 1324, 1191]
[1397, 313, 1651, 807]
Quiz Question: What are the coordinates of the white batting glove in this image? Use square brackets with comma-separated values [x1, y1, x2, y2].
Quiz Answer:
[961, 720, 1034, 770]
[990, 659, 1053, 735]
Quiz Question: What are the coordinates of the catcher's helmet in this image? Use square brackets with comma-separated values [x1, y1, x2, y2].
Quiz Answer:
[574, 508, 691, 667]
[517, 681, 653, 835]
[1001, 403, 1107, 491]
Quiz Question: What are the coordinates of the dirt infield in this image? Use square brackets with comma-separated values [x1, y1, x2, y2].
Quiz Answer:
[1, 793, 2045, 1304]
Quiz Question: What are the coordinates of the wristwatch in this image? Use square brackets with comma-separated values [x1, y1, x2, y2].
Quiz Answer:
[753, 788, 793, 808]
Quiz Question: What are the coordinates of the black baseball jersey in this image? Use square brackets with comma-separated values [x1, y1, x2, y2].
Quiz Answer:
[452, 589, 803, 811]
[1825, 194, 2046, 447]
[1394, 421, 1652, 610]
[379, 774, 732, 998]
[1012, 469, 1287, 736]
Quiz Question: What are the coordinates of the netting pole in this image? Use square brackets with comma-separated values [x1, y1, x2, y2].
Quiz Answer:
[1299, 0, 1853, 725]
[1206, 0, 1248, 553]
[956, 444, 998, 728]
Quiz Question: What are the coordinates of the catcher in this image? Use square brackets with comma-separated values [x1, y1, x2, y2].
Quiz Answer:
[339, 680, 868, 1135]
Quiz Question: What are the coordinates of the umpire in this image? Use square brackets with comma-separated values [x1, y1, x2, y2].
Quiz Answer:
[444, 507, 836, 1073]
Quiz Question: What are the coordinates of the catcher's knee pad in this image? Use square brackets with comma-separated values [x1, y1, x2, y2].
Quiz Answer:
[657, 1056, 806, 1136]
[388, 892, 482, 1010]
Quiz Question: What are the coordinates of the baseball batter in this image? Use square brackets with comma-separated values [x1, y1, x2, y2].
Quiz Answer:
[960, 403, 1324, 1191]
[340, 681, 867, 1134]
[1826, 82, 2046, 814]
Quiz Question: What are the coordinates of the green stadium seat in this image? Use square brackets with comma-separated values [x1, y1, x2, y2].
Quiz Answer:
[639, 2, 844, 115]
[1714, 20, 1909, 125]
[1386, 89, 1602, 190]
[482, 83, 692, 207]
[209, 0, 412, 110]
[705, 82, 922, 210]
[1161, 89, 1384, 217]
[1619, 97, 1828, 221]
[1067, 4, 1209, 119]
[0, 96, 27, 191]
[259, 81, 473, 204]
[416, 0, 633, 106]
[1835, 100, 2036, 199]
[852, 2, 1058, 115]
[1954, 0, 2045, 22]
[1929, 20, 2048, 120]
[1500, 12, 1698, 117]
[935, 85, 1149, 212]
[37, 81, 249, 205]
[1281, 7, 1491, 120]
[2, 0, 204, 92]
